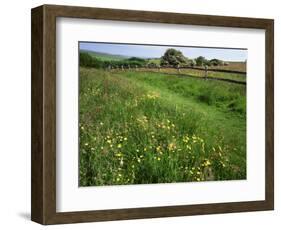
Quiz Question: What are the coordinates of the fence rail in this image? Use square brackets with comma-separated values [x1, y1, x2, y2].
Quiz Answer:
[109, 65, 246, 74]
[179, 66, 246, 75]
[107, 65, 246, 85]
[139, 69, 246, 85]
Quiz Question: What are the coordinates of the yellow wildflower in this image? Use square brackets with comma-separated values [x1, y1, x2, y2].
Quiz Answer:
[168, 143, 176, 151]
[205, 160, 211, 167]
[115, 152, 122, 157]
[183, 135, 189, 143]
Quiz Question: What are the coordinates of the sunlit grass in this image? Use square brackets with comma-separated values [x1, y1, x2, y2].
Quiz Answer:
[79, 68, 246, 186]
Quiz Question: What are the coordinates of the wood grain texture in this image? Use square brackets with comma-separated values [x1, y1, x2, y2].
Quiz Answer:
[31, 6, 44, 224]
[265, 20, 274, 210]
[31, 4, 274, 225]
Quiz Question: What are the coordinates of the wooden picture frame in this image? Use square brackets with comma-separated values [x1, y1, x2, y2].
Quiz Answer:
[31, 4, 274, 225]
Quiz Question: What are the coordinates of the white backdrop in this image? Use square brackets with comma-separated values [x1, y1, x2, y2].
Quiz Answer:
[57, 18, 265, 212]
[0, 0, 279, 229]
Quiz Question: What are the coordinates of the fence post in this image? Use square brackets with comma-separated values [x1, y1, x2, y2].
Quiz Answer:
[177, 64, 181, 73]
[204, 65, 208, 80]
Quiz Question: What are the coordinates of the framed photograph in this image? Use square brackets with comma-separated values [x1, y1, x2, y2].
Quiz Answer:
[31, 4, 274, 225]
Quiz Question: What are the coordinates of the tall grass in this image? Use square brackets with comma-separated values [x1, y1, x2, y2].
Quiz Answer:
[79, 68, 246, 186]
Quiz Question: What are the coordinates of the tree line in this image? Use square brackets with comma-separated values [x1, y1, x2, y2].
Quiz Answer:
[80, 48, 229, 69]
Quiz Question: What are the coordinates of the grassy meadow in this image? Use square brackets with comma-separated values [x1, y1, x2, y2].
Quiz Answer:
[79, 67, 246, 186]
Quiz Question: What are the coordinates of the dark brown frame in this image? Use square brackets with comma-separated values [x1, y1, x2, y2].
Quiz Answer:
[31, 4, 274, 225]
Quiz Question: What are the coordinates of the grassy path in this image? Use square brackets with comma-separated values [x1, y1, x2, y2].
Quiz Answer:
[114, 70, 246, 163]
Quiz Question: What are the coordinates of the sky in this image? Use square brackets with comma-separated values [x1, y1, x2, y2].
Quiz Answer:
[80, 42, 247, 62]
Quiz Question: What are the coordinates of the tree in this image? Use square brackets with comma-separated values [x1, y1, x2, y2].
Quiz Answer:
[187, 59, 196, 67]
[160, 48, 187, 67]
[209, 58, 223, 66]
[195, 56, 208, 66]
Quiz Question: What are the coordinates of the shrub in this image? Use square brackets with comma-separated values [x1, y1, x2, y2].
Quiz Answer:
[209, 59, 223, 66]
[79, 52, 93, 67]
[160, 48, 187, 67]
[195, 56, 208, 66]
[187, 59, 196, 67]
[79, 52, 103, 68]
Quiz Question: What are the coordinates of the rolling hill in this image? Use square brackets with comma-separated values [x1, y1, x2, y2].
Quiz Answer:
[80, 49, 130, 61]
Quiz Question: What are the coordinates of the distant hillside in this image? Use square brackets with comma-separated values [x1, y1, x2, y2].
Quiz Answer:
[80, 49, 246, 72]
[80, 49, 130, 61]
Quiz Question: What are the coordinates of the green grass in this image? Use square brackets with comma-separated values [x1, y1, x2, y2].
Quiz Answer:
[79, 68, 246, 186]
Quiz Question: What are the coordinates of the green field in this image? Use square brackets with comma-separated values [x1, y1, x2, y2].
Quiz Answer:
[80, 49, 128, 61]
[79, 67, 246, 186]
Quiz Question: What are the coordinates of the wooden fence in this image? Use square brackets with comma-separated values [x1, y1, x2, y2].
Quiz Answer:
[107, 65, 246, 85]
[180, 66, 246, 75]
